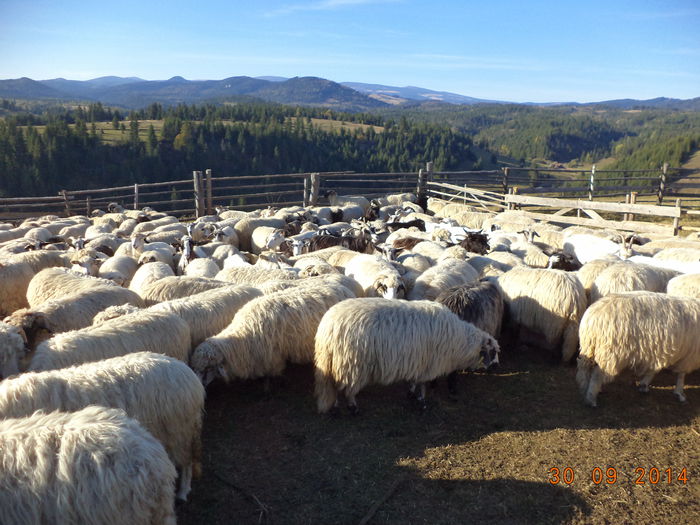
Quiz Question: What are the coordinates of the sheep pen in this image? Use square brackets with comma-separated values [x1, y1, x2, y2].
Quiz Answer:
[1, 201, 698, 525]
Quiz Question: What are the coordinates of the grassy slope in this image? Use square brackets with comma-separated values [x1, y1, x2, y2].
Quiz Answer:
[19, 117, 384, 146]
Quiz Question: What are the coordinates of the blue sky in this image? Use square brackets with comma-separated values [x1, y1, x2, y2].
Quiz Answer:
[1, 0, 698, 103]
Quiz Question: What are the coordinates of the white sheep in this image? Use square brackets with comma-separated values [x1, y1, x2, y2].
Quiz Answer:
[233, 217, 286, 252]
[325, 189, 370, 212]
[98, 254, 139, 285]
[666, 273, 700, 298]
[0, 321, 27, 379]
[407, 258, 478, 301]
[0, 260, 35, 316]
[129, 261, 176, 296]
[496, 267, 587, 362]
[140, 275, 232, 306]
[313, 298, 500, 413]
[258, 273, 365, 298]
[215, 265, 298, 285]
[5, 285, 145, 349]
[575, 257, 620, 302]
[149, 285, 262, 348]
[190, 285, 356, 386]
[0, 351, 204, 501]
[344, 253, 406, 299]
[26, 266, 118, 307]
[183, 257, 220, 278]
[589, 261, 679, 303]
[0, 405, 177, 525]
[29, 309, 191, 372]
[562, 233, 627, 265]
[577, 291, 700, 406]
[293, 256, 340, 277]
[250, 226, 286, 254]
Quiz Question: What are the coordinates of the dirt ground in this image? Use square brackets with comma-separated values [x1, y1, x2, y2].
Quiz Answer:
[176, 339, 700, 525]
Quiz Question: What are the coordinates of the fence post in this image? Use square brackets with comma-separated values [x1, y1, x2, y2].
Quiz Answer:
[134, 184, 139, 210]
[673, 198, 681, 236]
[629, 192, 637, 222]
[192, 170, 203, 218]
[310, 173, 320, 206]
[85, 196, 91, 217]
[588, 164, 596, 201]
[416, 162, 432, 209]
[303, 175, 310, 207]
[502, 167, 509, 194]
[60, 190, 71, 217]
[658, 163, 668, 205]
[205, 169, 213, 215]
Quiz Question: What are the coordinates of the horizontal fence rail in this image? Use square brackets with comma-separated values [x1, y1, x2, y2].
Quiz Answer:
[1, 162, 698, 235]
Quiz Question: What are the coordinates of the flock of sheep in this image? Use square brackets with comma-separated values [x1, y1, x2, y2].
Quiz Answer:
[1, 191, 699, 524]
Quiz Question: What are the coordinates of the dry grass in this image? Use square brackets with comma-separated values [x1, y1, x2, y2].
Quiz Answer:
[176, 339, 699, 525]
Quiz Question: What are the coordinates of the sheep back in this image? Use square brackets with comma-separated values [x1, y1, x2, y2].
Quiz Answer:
[29, 310, 191, 372]
[313, 298, 499, 412]
[436, 279, 504, 337]
[496, 267, 586, 362]
[577, 292, 700, 389]
[0, 260, 34, 316]
[0, 405, 177, 525]
[190, 285, 355, 385]
[151, 284, 263, 348]
[140, 276, 231, 306]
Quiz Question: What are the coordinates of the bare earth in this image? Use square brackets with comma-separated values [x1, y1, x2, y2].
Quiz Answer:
[176, 340, 700, 525]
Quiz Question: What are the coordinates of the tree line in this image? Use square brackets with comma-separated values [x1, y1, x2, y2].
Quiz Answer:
[0, 102, 480, 197]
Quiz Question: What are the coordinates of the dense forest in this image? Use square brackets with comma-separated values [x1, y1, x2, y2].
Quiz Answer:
[379, 103, 700, 170]
[1, 98, 699, 198]
[0, 102, 479, 197]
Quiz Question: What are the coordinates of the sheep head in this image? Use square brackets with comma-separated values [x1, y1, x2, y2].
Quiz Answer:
[478, 335, 500, 370]
[190, 344, 228, 386]
[373, 274, 406, 300]
[3, 309, 53, 352]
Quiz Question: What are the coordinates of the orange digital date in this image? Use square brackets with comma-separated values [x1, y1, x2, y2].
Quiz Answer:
[548, 467, 688, 485]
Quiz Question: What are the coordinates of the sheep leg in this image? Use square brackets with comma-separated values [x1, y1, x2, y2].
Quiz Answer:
[346, 391, 359, 415]
[415, 383, 427, 411]
[674, 373, 687, 403]
[176, 464, 193, 502]
[638, 371, 657, 394]
[447, 372, 459, 399]
[584, 367, 604, 408]
[407, 383, 418, 399]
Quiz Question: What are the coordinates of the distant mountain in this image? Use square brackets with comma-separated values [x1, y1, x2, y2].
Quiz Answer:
[588, 97, 700, 111]
[0, 74, 698, 112]
[341, 81, 499, 105]
[255, 76, 288, 82]
[255, 77, 387, 110]
[0, 77, 67, 99]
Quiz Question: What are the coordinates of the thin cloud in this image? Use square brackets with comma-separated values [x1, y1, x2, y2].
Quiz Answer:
[266, 0, 399, 17]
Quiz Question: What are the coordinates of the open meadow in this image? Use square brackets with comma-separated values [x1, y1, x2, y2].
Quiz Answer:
[177, 337, 700, 525]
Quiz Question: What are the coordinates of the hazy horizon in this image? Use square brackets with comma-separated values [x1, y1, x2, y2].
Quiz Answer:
[1, 0, 698, 104]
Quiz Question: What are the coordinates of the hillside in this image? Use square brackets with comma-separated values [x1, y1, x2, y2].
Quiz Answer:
[0, 76, 389, 112]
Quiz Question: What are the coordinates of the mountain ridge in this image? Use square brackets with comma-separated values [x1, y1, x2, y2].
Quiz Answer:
[0, 75, 698, 111]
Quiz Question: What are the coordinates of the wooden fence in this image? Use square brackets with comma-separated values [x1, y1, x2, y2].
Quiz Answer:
[0, 162, 697, 235]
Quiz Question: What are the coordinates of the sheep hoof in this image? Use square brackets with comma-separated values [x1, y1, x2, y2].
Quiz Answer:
[348, 404, 359, 416]
[674, 393, 687, 403]
[407, 388, 417, 400]
[584, 398, 597, 408]
[638, 384, 650, 394]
